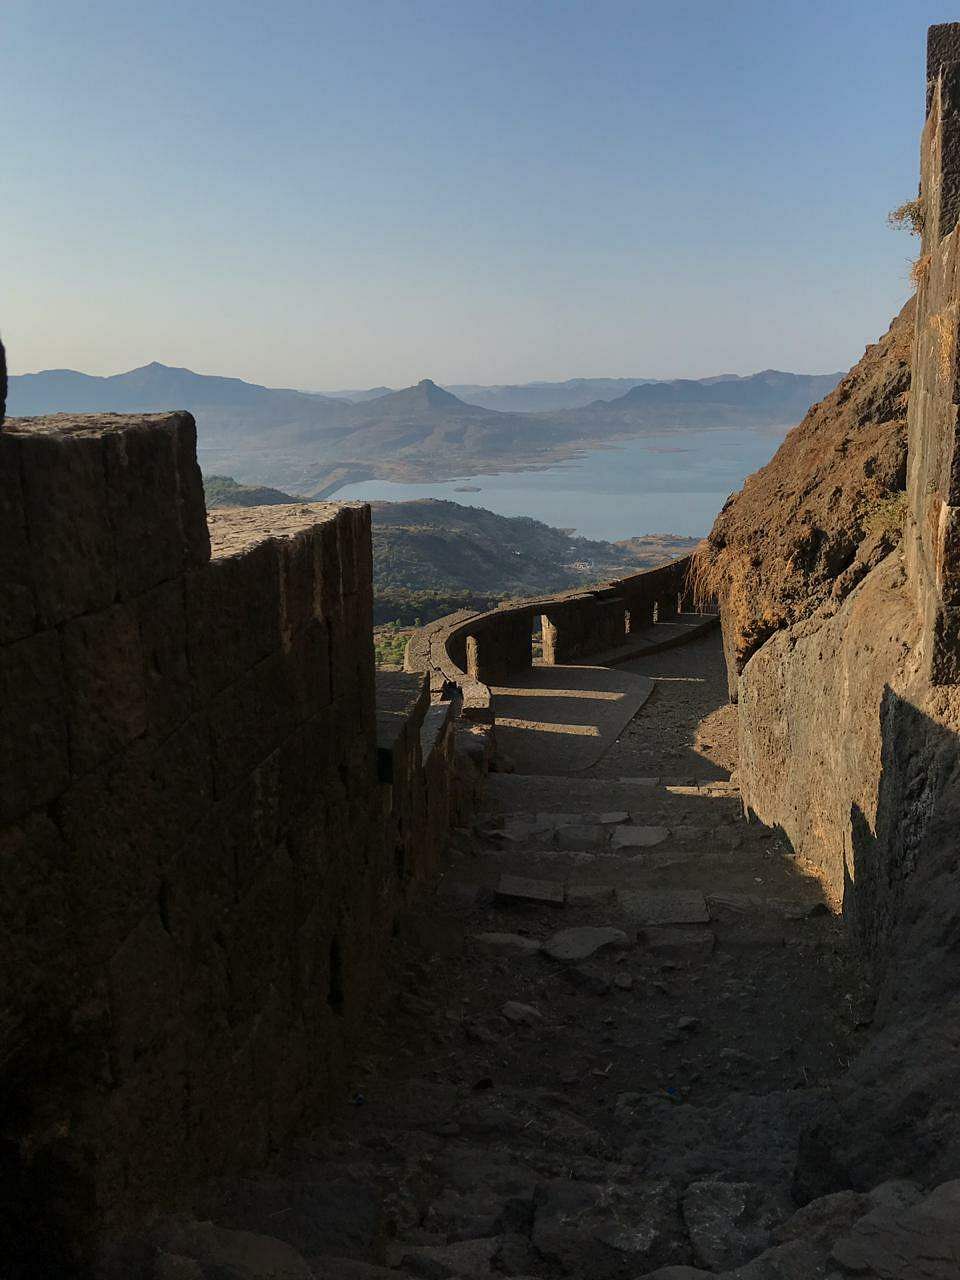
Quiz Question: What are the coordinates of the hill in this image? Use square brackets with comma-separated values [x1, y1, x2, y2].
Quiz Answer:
[601, 368, 842, 416]
[201, 480, 697, 615]
[7, 362, 841, 498]
[366, 498, 696, 596]
[203, 475, 302, 507]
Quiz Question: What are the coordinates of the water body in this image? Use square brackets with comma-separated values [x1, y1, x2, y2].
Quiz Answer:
[332, 424, 791, 540]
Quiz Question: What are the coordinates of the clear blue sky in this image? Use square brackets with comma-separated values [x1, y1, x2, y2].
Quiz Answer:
[2, 1, 951, 388]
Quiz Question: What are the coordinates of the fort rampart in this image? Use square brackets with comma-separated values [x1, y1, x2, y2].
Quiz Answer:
[0, 411, 465, 1258]
[404, 557, 700, 716]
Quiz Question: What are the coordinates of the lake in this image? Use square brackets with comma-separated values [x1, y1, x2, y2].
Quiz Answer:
[330, 423, 791, 540]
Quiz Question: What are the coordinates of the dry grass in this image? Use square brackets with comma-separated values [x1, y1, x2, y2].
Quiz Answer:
[888, 197, 925, 236]
[863, 492, 907, 537]
[931, 308, 957, 385]
[686, 545, 721, 614]
[911, 253, 932, 289]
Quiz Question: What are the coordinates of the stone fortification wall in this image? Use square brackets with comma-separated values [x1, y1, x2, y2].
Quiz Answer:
[405, 556, 699, 718]
[0, 411, 457, 1265]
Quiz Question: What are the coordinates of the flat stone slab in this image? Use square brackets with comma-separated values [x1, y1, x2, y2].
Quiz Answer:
[567, 884, 616, 905]
[598, 810, 631, 824]
[475, 932, 541, 956]
[502, 1000, 543, 1024]
[497, 875, 565, 906]
[611, 826, 670, 850]
[542, 926, 630, 962]
[536, 812, 584, 829]
[641, 926, 715, 957]
[555, 824, 607, 850]
[618, 889, 710, 926]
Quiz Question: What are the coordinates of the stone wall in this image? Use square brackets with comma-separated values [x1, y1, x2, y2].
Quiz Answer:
[407, 556, 697, 714]
[0, 411, 461, 1267]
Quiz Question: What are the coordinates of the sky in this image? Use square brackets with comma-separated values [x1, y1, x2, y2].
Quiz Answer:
[2, 0, 953, 389]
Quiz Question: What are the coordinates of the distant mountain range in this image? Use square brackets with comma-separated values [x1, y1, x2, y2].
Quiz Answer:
[323, 377, 662, 412]
[6, 361, 842, 497]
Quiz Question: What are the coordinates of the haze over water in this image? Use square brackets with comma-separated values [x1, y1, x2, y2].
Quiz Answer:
[331, 423, 792, 541]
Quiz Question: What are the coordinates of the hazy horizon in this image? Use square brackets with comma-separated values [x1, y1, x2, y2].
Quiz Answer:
[4, 0, 944, 388]
[7, 357, 846, 394]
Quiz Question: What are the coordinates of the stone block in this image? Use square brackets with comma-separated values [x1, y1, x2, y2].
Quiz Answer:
[137, 578, 193, 739]
[278, 526, 319, 641]
[475, 932, 542, 956]
[185, 541, 282, 700]
[108, 910, 184, 1074]
[612, 825, 670, 849]
[337, 504, 369, 599]
[15, 425, 116, 626]
[0, 629, 69, 825]
[101, 416, 189, 597]
[0, 433, 36, 643]
[207, 653, 298, 798]
[222, 750, 283, 893]
[62, 602, 148, 775]
[497, 874, 565, 905]
[0, 812, 74, 1063]
[555, 823, 607, 850]
[285, 618, 333, 720]
[542, 926, 629, 961]
[57, 716, 213, 960]
[314, 516, 344, 618]
[619, 889, 710, 925]
[172, 411, 211, 568]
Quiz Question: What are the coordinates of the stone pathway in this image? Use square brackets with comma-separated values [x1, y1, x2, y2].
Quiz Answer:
[132, 630, 957, 1279]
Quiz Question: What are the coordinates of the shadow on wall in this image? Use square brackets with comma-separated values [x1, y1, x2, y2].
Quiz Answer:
[797, 685, 960, 1200]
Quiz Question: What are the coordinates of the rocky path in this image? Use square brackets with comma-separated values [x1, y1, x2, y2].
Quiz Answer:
[136, 631, 959, 1279]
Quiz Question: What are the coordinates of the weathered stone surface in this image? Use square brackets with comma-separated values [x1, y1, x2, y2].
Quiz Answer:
[0, 414, 465, 1254]
[722, 1237, 829, 1279]
[0, 628, 69, 825]
[475, 933, 541, 957]
[542, 926, 629, 962]
[567, 884, 616, 905]
[771, 1189, 868, 1248]
[532, 1178, 687, 1277]
[497, 875, 565, 905]
[611, 825, 670, 849]
[828, 1179, 960, 1277]
[640, 927, 715, 958]
[0, 432, 36, 643]
[555, 824, 607, 850]
[7, 420, 117, 626]
[682, 1181, 787, 1271]
[397, 1235, 501, 1277]
[619, 890, 710, 926]
[502, 1001, 543, 1025]
[638, 1268, 712, 1280]
[62, 603, 148, 775]
[154, 1222, 314, 1279]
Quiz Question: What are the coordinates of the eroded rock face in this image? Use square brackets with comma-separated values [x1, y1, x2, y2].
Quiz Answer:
[693, 299, 914, 688]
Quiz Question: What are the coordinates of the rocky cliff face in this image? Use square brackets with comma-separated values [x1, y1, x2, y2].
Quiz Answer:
[701, 23, 960, 1197]
[694, 299, 913, 686]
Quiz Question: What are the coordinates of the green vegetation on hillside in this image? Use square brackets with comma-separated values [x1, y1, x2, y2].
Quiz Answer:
[204, 475, 301, 507]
